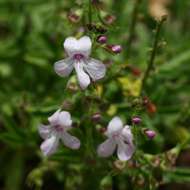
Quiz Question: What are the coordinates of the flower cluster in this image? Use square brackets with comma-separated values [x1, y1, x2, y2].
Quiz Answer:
[38, 35, 151, 161]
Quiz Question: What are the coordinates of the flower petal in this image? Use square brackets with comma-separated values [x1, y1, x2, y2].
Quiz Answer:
[117, 141, 135, 161]
[38, 124, 51, 139]
[58, 111, 72, 129]
[48, 110, 72, 128]
[97, 138, 116, 158]
[40, 135, 59, 156]
[106, 116, 123, 137]
[122, 125, 133, 143]
[48, 109, 61, 125]
[77, 36, 92, 57]
[54, 58, 74, 77]
[84, 58, 106, 81]
[64, 36, 92, 57]
[61, 132, 80, 149]
[74, 61, 90, 89]
[64, 37, 78, 57]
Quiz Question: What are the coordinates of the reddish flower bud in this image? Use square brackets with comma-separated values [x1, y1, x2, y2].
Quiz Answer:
[104, 15, 116, 25]
[131, 67, 142, 76]
[132, 117, 141, 125]
[144, 129, 156, 139]
[67, 12, 80, 23]
[107, 45, 122, 54]
[143, 96, 149, 106]
[99, 127, 106, 134]
[97, 35, 107, 44]
[91, 112, 102, 122]
[147, 102, 157, 114]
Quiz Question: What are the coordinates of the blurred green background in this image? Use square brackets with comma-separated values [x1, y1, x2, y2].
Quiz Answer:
[0, 0, 190, 189]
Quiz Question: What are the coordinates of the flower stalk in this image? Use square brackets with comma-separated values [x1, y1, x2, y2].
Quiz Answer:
[141, 16, 166, 94]
[127, 0, 142, 57]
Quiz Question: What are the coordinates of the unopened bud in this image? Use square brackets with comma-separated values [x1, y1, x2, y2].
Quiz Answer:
[147, 102, 157, 114]
[144, 129, 156, 139]
[99, 127, 106, 134]
[132, 117, 141, 125]
[104, 15, 116, 25]
[143, 96, 149, 105]
[67, 12, 80, 23]
[113, 160, 126, 171]
[91, 112, 102, 122]
[61, 100, 72, 110]
[130, 66, 142, 76]
[67, 82, 78, 92]
[107, 45, 122, 54]
[97, 35, 107, 44]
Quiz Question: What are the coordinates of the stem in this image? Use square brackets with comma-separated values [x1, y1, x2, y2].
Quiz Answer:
[141, 18, 166, 94]
[127, 0, 142, 57]
[112, 175, 119, 190]
[88, 0, 92, 24]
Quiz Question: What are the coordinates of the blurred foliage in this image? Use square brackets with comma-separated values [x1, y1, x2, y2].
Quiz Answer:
[0, 0, 190, 190]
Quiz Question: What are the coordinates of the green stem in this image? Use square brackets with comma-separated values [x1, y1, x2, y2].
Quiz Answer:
[88, 0, 92, 24]
[141, 18, 166, 94]
[127, 0, 142, 57]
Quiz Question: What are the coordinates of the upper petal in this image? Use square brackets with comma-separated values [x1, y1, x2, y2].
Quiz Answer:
[77, 36, 92, 57]
[117, 141, 135, 161]
[121, 125, 133, 143]
[48, 110, 72, 128]
[38, 124, 51, 139]
[48, 109, 61, 126]
[84, 58, 106, 81]
[64, 36, 92, 57]
[106, 116, 123, 137]
[54, 58, 74, 77]
[74, 61, 90, 89]
[40, 135, 59, 156]
[58, 111, 72, 129]
[97, 138, 116, 158]
[61, 132, 80, 149]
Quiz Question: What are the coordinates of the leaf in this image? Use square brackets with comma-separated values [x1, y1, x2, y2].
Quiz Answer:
[164, 167, 190, 183]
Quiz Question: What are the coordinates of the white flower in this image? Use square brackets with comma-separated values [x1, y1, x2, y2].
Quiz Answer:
[38, 109, 80, 156]
[97, 116, 135, 161]
[54, 36, 106, 89]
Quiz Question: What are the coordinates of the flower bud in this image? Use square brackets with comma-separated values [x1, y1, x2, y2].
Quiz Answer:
[143, 96, 149, 106]
[144, 129, 156, 139]
[132, 117, 141, 125]
[107, 45, 122, 54]
[128, 65, 142, 76]
[67, 12, 80, 23]
[104, 15, 116, 25]
[113, 160, 126, 171]
[97, 35, 107, 44]
[99, 127, 106, 134]
[147, 102, 157, 114]
[91, 112, 102, 123]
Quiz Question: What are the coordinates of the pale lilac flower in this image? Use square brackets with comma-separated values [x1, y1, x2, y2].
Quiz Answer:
[97, 116, 135, 161]
[54, 36, 106, 89]
[38, 109, 80, 156]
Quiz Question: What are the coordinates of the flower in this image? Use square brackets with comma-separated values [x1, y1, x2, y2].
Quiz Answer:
[54, 36, 106, 89]
[97, 116, 135, 161]
[38, 109, 80, 156]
